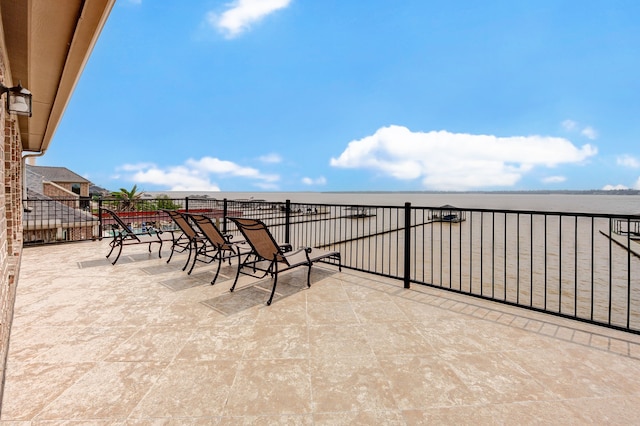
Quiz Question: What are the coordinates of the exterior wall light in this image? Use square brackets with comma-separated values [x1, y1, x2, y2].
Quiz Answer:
[0, 81, 32, 117]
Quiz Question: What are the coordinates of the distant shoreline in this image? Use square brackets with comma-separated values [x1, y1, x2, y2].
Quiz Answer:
[147, 189, 640, 196]
[321, 189, 640, 195]
[142, 190, 640, 214]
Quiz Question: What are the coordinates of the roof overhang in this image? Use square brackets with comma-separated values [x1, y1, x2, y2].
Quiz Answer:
[1, 0, 115, 153]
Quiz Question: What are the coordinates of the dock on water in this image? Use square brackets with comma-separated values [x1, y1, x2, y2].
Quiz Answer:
[602, 230, 640, 258]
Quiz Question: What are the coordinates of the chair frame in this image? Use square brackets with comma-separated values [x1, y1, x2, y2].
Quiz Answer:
[161, 209, 205, 272]
[229, 217, 341, 305]
[102, 207, 164, 265]
[184, 213, 244, 284]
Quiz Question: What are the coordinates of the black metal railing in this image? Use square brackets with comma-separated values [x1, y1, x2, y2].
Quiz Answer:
[23, 196, 640, 334]
[22, 196, 97, 244]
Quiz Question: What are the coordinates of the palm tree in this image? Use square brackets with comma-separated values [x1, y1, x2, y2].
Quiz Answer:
[111, 184, 143, 211]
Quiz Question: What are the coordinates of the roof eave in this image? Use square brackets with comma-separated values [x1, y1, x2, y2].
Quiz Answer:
[1, 0, 116, 153]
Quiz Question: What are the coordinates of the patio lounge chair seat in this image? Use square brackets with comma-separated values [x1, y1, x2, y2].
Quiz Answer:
[229, 217, 341, 305]
[102, 207, 165, 265]
[184, 213, 246, 284]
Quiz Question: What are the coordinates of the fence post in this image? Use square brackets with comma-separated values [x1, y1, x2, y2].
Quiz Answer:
[98, 198, 103, 240]
[285, 199, 291, 244]
[404, 202, 411, 289]
[185, 196, 189, 212]
[223, 198, 228, 234]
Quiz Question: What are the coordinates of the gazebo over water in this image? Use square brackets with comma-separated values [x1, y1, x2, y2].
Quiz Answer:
[430, 204, 466, 222]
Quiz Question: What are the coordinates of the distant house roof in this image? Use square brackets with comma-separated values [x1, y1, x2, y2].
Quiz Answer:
[25, 168, 45, 193]
[90, 184, 111, 197]
[24, 189, 98, 225]
[24, 166, 98, 229]
[26, 165, 90, 184]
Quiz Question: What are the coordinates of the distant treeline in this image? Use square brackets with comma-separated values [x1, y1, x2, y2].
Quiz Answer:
[326, 189, 640, 196]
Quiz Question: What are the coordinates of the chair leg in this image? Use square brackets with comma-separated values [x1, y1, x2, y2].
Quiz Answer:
[106, 241, 116, 259]
[166, 244, 175, 264]
[267, 261, 279, 306]
[306, 262, 312, 288]
[167, 234, 186, 264]
[111, 243, 123, 265]
[187, 244, 200, 275]
[211, 254, 223, 285]
[182, 240, 193, 271]
[230, 251, 243, 292]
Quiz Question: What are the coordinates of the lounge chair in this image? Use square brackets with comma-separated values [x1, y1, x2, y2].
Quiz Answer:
[184, 213, 245, 284]
[102, 207, 164, 265]
[160, 209, 205, 272]
[228, 217, 341, 305]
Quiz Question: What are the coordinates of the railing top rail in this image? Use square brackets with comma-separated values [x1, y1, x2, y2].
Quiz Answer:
[27, 196, 639, 219]
[280, 200, 640, 220]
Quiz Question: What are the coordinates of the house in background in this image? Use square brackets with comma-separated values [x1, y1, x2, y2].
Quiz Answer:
[23, 166, 99, 244]
[90, 183, 112, 199]
[26, 164, 91, 198]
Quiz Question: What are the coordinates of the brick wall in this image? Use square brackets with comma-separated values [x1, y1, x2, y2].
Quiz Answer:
[47, 181, 89, 197]
[43, 182, 81, 209]
[0, 46, 24, 410]
[43, 182, 75, 198]
[24, 225, 97, 244]
[0, 98, 7, 416]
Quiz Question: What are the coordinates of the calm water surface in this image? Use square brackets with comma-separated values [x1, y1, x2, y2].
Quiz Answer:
[148, 191, 640, 215]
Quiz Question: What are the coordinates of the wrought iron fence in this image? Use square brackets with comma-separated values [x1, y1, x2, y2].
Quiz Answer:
[279, 201, 640, 334]
[23, 196, 97, 244]
[23, 196, 640, 334]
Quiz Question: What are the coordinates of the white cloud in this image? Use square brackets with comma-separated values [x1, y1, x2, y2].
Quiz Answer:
[302, 176, 327, 186]
[259, 153, 283, 164]
[617, 154, 640, 169]
[131, 166, 221, 191]
[119, 163, 156, 172]
[207, 0, 292, 38]
[542, 176, 566, 183]
[581, 126, 598, 140]
[117, 157, 280, 191]
[562, 119, 598, 140]
[186, 157, 279, 182]
[330, 125, 597, 191]
[603, 184, 629, 190]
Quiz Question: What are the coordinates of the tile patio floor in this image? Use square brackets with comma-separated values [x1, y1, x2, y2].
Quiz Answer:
[3, 240, 640, 424]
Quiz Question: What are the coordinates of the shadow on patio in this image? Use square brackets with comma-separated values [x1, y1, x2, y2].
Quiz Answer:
[3, 240, 640, 423]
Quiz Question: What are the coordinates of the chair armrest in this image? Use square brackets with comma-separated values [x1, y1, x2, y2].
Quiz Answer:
[283, 247, 312, 258]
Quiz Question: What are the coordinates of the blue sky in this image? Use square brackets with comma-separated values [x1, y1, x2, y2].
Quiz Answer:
[42, 0, 640, 192]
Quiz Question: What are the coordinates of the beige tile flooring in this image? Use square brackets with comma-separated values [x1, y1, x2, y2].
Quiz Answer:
[3, 240, 640, 424]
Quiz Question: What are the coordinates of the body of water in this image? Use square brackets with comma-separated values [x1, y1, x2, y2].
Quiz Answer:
[147, 191, 640, 215]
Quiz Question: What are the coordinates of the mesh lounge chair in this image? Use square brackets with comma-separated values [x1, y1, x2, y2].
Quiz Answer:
[184, 213, 246, 284]
[161, 209, 205, 272]
[228, 217, 341, 305]
[102, 207, 164, 265]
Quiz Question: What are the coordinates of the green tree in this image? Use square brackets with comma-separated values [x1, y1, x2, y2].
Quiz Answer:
[153, 195, 181, 210]
[111, 184, 144, 211]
